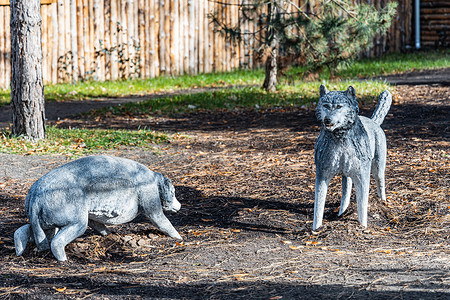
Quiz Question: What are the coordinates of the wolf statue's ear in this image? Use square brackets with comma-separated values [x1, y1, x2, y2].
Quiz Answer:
[319, 84, 329, 97]
[345, 86, 356, 100]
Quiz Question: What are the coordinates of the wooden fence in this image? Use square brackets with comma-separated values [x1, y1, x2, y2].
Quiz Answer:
[0, 0, 420, 89]
[420, 0, 450, 48]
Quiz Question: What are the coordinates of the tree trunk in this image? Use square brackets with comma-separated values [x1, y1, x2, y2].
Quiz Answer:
[10, 0, 45, 140]
[263, 34, 278, 92]
[263, 2, 278, 92]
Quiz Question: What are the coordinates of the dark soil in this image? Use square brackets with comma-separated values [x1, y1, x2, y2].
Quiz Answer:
[0, 76, 449, 299]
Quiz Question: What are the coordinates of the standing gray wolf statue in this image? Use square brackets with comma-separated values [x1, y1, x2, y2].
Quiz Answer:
[313, 85, 392, 230]
[14, 155, 182, 261]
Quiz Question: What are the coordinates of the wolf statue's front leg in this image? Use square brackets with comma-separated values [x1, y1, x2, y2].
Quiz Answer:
[313, 170, 332, 231]
[353, 168, 371, 227]
[339, 176, 352, 216]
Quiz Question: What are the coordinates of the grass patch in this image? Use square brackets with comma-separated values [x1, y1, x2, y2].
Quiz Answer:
[285, 49, 450, 80]
[337, 49, 450, 78]
[43, 69, 263, 102]
[0, 126, 169, 156]
[92, 80, 390, 117]
[0, 50, 447, 107]
[0, 69, 262, 106]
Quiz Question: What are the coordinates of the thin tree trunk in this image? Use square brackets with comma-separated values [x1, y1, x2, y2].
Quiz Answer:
[263, 34, 278, 92]
[263, 2, 278, 92]
[10, 0, 45, 140]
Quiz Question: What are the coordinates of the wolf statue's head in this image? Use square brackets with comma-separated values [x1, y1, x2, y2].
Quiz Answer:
[158, 175, 181, 213]
[316, 85, 359, 134]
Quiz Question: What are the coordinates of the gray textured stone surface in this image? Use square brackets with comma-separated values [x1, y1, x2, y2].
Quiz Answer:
[313, 85, 392, 230]
[14, 155, 182, 261]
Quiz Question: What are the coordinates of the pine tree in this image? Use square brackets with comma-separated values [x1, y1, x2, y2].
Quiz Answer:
[209, 0, 397, 91]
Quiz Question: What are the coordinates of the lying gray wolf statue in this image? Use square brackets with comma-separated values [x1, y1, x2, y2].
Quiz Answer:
[14, 155, 182, 261]
[313, 85, 392, 230]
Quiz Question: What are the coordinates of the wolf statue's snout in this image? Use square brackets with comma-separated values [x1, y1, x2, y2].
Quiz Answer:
[323, 117, 332, 126]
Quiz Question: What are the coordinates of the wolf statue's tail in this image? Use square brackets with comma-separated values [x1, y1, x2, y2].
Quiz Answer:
[371, 90, 392, 125]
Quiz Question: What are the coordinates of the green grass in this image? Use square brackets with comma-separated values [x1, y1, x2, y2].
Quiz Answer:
[1, 50, 447, 156]
[285, 49, 450, 80]
[1, 50, 448, 107]
[0, 69, 263, 106]
[0, 126, 169, 157]
[42, 69, 263, 102]
[92, 80, 390, 118]
[336, 49, 450, 78]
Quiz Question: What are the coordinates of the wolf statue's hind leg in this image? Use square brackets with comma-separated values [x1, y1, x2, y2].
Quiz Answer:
[51, 222, 88, 261]
[14, 224, 33, 256]
[88, 220, 110, 236]
[372, 162, 386, 201]
[339, 176, 352, 216]
[353, 170, 371, 228]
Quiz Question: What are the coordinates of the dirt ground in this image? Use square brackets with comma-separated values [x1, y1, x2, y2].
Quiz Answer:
[0, 74, 449, 299]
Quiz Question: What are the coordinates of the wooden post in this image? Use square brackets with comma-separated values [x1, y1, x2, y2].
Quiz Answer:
[170, 0, 179, 75]
[70, 0, 78, 82]
[188, 0, 195, 74]
[163, 0, 170, 74]
[139, 0, 146, 77]
[10, 0, 45, 139]
[51, 1, 57, 82]
[198, 0, 204, 73]
[88, 0, 95, 77]
[110, 0, 118, 80]
[0, 8, 5, 89]
[104, 0, 111, 80]
[57, 0, 65, 82]
[4, 4, 10, 88]
[149, 0, 158, 77]
[159, 0, 166, 74]
[182, 0, 189, 73]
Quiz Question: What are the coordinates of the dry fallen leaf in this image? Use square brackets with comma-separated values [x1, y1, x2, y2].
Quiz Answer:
[53, 287, 67, 293]
[289, 245, 303, 250]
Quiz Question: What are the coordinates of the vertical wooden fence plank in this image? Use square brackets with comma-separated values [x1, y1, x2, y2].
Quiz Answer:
[0, 8, 5, 89]
[164, 0, 171, 74]
[4, 5, 10, 88]
[149, 0, 158, 77]
[70, 0, 78, 82]
[88, 0, 95, 77]
[110, 0, 118, 80]
[172, 0, 180, 75]
[65, 0, 71, 63]
[119, 0, 128, 78]
[177, 0, 184, 75]
[82, 0, 90, 78]
[208, 0, 212, 72]
[76, 0, 85, 80]
[104, 0, 111, 80]
[188, 0, 195, 74]
[204, 0, 210, 73]
[182, 0, 189, 73]
[126, 0, 134, 78]
[198, 0, 204, 73]
[159, 0, 166, 74]
[57, 0, 65, 82]
[41, 5, 48, 84]
[51, 2, 58, 83]
[139, 0, 146, 77]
